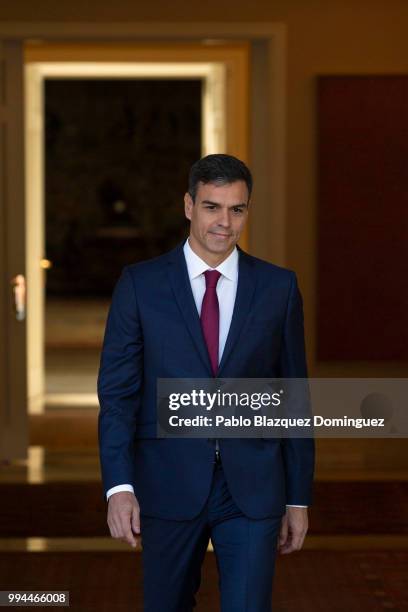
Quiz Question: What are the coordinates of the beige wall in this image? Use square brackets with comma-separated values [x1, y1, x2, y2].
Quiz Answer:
[2, 0, 408, 375]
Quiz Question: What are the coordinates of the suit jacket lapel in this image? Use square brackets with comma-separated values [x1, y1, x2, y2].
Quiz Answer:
[167, 241, 213, 375]
[217, 248, 256, 376]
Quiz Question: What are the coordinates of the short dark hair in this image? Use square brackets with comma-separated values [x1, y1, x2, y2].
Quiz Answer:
[188, 154, 253, 202]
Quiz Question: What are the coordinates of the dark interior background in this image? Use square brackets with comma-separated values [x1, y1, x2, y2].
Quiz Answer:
[45, 78, 202, 296]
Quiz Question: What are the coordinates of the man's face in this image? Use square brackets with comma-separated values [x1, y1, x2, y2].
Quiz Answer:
[184, 180, 249, 261]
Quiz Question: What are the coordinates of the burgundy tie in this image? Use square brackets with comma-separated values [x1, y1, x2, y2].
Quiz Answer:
[200, 270, 222, 377]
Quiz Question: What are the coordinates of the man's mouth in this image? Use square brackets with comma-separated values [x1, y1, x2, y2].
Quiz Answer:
[209, 231, 231, 238]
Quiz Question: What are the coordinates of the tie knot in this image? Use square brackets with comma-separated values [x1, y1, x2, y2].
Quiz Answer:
[204, 269, 221, 289]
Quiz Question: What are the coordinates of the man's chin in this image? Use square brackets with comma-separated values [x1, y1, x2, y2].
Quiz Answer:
[207, 234, 236, 248]
[206, 240, 235, 254]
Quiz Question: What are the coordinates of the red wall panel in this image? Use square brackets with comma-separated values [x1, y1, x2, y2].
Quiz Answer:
[317, 76, 408, 360]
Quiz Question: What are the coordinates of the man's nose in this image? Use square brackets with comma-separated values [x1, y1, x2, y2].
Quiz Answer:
[217, 209, 231, 227]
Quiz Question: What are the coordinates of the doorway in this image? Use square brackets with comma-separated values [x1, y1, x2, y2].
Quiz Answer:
[24, 42, 249, 417]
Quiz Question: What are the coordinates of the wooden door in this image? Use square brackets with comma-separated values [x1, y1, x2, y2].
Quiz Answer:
[0, 39, 28, 459]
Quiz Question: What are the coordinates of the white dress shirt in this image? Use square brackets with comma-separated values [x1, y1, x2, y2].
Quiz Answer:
[106, 238, 306, 507]
[183, 237, 238, 361]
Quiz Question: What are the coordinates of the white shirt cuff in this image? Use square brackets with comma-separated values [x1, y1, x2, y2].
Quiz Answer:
[106, 484, 135, 501]
[286, 504, 308, 508]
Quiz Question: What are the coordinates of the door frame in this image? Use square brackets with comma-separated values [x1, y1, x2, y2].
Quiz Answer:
[0, 22, 287, 459]
[0, 21, 287, 263]
[24, 48, 238, 412]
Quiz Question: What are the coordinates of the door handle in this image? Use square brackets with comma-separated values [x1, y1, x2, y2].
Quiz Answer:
[11, 274, 26, 321]
[40, 258, 52, 269]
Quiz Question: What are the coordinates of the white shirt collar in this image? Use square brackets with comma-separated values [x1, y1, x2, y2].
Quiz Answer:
[183, 237, 238, 281]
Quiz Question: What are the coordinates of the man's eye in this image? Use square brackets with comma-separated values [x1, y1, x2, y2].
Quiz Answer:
[205, 206, 216, 210]
[233, 208, 243, 214]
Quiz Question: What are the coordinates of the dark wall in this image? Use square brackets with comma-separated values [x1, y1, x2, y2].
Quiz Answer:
[45, 78, 201, 296]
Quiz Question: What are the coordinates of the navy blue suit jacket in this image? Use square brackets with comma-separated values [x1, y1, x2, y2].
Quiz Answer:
[97, 240, 314, 520]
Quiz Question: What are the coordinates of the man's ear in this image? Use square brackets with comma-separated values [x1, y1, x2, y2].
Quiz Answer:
[184, 192, 194, 221]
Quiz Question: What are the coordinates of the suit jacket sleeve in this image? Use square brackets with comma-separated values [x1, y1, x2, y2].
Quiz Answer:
[97, 266, 143, 495]
[279, 272, 315, 506]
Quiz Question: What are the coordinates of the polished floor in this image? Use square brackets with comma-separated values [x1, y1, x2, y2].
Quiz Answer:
[2, 339, 407, 610]
[1, 438, 407, 611]
[1, 549, 407, 611]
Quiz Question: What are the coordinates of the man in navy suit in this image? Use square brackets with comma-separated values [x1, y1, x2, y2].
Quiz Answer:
[98, 154, 314, 611]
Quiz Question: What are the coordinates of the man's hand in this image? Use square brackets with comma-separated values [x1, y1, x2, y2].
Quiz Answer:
[107, 491, 140, 548]
[278, 507, 308, 554]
